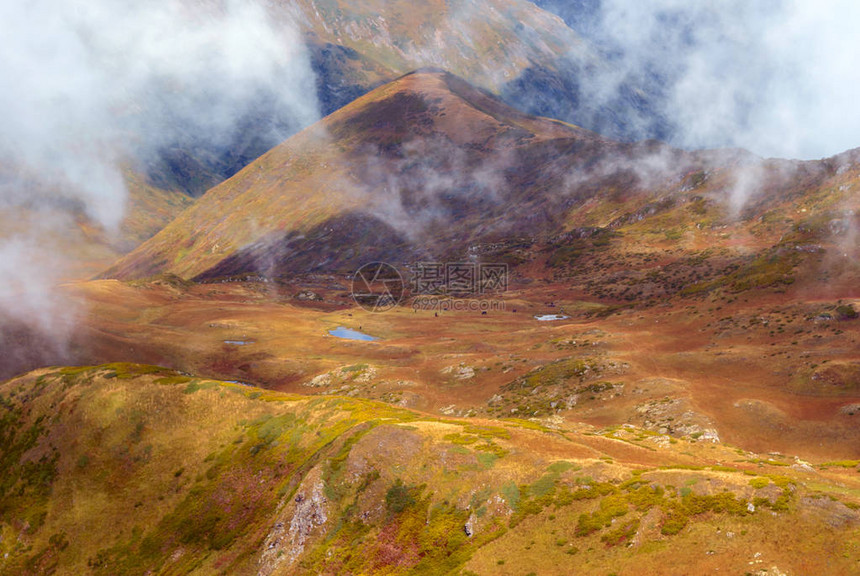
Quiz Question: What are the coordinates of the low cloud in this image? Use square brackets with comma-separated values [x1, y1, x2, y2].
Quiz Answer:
[0, 0, 319, 375]
[0, 0, 319, 228]
[579, 0, 860, 160]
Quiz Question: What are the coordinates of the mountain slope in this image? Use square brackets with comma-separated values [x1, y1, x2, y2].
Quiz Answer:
[294, 0, 669, 142]
[0, 165, 193, 281]
[292, 0, 589, 94]
[105, 69, 634, 281]
[106, 67, 860, 290]
[1, 365, 858, 575]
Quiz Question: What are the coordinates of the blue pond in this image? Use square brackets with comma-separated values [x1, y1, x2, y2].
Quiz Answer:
[328, 327, 378, 341]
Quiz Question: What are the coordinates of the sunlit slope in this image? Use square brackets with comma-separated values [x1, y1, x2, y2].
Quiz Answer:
[0, 165, 193, 281]
[1, 364, 858, 575]
[292, 0, 587, 93]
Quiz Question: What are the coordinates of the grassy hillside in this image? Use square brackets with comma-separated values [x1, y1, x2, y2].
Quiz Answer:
[1, 365, 858, 575]
[292, 0, 587, 94]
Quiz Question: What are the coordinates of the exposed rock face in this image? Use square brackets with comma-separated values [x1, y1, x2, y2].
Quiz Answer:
[295, 290, 322, 301]
[259, 471, 329, 576]
[464, 512, 478, 537]
[442, 364, 476, 380]
[633, 393, 719, 441]
[838, 402, 860, 416]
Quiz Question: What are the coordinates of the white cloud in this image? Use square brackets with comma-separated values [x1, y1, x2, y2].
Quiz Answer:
[0, 0, 319, 373]
[594, 0, 860, 159]
[0, 0, 319, 229]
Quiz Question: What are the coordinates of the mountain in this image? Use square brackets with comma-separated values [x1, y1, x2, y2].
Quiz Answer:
[1, 364, 857, 575]
[83, 70, 860, 472]
[5, 4, 860, 574]
[140, 0, 593, 195]
[107, 68, 860, 296]
[143, 0, 672, 197]
[292, 0, 589, 100]
[106, 68, 688, 281]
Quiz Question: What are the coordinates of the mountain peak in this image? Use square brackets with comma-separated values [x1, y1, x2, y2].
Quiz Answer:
[323, 67, 599, 149]
[105, 70, 617, 281]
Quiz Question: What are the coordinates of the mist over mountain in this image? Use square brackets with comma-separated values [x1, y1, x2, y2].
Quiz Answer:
[5, 0, 860, 223]
[533, 0, 860, 160]
[0, 0, 320, 374]
[142, 0, 860, 197]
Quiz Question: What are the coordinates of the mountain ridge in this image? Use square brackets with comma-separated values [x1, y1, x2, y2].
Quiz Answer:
[1, 364, 857, 575]
[106, 67, 860, 287]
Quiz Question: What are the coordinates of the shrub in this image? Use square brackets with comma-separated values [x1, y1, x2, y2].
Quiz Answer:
[385, 479, 417, 514]
[749, 477, 770, 489]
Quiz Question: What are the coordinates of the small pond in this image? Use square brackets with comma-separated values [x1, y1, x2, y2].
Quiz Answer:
[328, 327, 378, 341]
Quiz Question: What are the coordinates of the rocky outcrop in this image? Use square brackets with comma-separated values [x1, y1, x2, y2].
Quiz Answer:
[258, 470, 329, 576]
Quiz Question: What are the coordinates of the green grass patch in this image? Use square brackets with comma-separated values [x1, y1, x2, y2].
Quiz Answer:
[749, 477, 771, 489]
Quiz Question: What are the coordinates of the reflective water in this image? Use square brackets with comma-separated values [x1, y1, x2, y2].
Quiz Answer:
[328, 327, 378, 341]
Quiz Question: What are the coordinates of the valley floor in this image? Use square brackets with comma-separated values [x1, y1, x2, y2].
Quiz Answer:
[59, 275, 860, 463]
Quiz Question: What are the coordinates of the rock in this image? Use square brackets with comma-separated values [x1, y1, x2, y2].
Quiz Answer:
[295, 290, 322, 301]
[464, 512, 477, 537]
[258, 474, 329, 576]
[441, 364, 476, 380]
[839, 403, 860, 416]
[649, 435, 671, 448]
[305, 373, 332, 387]
[288, 485, 328, 553]
[456, 366, 475, 379]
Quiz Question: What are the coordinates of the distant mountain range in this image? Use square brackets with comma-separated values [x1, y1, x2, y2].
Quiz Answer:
[144, 0, 672, 197]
